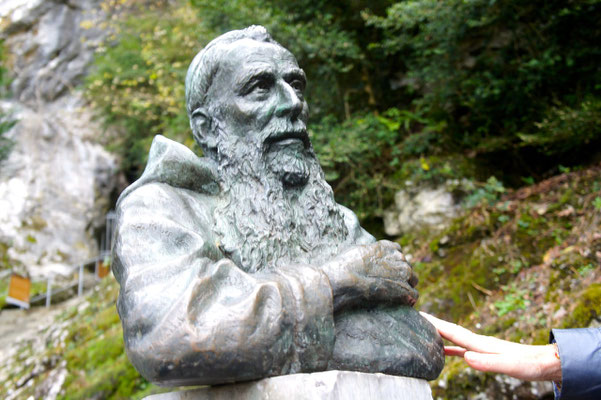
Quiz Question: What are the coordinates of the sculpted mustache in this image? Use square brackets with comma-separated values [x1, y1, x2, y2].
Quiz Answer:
[262, 124, 309, 147]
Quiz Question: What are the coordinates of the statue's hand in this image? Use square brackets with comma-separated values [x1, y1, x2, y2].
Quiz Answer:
[322, 240, 418, 311]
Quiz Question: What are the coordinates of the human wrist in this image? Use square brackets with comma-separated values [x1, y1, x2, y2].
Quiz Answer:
[540, 344, 562, 383]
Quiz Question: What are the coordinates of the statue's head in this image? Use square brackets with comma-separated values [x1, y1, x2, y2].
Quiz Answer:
[186, 27, 348, 272]
[186, 26, 310, 186]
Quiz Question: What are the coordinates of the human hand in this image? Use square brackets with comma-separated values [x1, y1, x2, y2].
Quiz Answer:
[420, 312, 562, 382]
[323, 240, 418, 311]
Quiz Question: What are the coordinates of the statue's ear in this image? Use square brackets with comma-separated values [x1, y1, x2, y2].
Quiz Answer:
[191, 108, 217, 151]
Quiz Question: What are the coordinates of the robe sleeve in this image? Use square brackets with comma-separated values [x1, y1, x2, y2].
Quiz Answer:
[112, 182, 335, 386]
[550, 328, 601, 399]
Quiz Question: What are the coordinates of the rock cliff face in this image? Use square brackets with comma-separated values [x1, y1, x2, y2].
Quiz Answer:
[383, 186, 461, 237]
[0, 0, 118, 278]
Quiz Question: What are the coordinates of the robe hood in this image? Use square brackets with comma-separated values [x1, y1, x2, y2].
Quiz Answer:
[117, 135, 219, 208]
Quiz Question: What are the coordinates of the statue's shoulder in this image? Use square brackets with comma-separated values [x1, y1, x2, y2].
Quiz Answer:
[337, 204, 376, 245]
[117, 135, 220, 208]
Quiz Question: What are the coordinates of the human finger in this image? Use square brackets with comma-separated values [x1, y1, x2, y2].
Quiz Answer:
[444, 346, 467, 357]
[463, 350, 555, 381]
[419, 312, 523, 354]
[464, 351, 522, 376]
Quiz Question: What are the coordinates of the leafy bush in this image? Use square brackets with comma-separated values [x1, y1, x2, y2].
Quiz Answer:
[0, 40, 15, 163]
[312, 108, 451, 220]
[189, 0, 393, 120]
[87, 0, 601, 225]
[464, 176, 506, 208]
[55, 279, 161, 399]
[494, 285, 530, 317]
[85, 1, 208, 179]
[366, 0, 601, 155]
[519, 98, 601, 154]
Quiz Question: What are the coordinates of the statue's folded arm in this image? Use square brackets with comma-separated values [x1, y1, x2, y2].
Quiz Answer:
[113, 183, 335, 386]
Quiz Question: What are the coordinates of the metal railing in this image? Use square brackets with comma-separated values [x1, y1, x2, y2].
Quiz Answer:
[2, 211, 116, 309]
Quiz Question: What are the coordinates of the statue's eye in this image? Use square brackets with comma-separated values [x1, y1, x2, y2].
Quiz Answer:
[249, 76, 273, 94]
[289, 79, 305, 92]
[257, 79, 270, 90]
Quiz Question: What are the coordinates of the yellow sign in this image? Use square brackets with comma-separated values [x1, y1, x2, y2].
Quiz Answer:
[97, 261, 110, 279]
[7, 274, 31, 308]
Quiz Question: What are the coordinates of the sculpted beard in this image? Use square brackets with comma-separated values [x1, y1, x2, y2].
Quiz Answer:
[213, 124, 349, 273]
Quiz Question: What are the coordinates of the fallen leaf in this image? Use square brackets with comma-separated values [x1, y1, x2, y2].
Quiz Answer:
[558, 205, 575, 217]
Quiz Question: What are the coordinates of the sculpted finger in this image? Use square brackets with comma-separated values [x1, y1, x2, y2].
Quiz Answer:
[379, 250, 411, 270]
[369, 254, 409, 280]
[387, 240, 403, 251]
[379, 240, 402, 253]
[381, 278, 418, 306]
[386, 252, 410, 266]
[409, 269, 418, 287]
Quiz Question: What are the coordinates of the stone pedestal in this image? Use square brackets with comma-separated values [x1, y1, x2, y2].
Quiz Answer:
[144, 370, 433, 400]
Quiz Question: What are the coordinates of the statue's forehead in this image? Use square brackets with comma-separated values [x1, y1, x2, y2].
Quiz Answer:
[221, 39, 299, 74]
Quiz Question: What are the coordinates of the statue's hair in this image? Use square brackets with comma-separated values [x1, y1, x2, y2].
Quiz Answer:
[185, 26, 280, 150]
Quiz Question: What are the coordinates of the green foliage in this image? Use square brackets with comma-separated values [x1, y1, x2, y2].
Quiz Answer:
[189, 0, 393, 119]
[400, 165, 601, 398]
[494, 285, 530, 317]
[61, 318, 143, 399]
[55, 279, 163, 399]
[86, 1, 207, 179]
[0, 40, 15, 163]
[0, 40, 10, 93]
[0, 276, 163, 399]
[311, 107, 449, 219]
[0, 241, 10, 271]
[413, 164, 601, 324]
[520, 98, 601, 154]
[87, 0, 601, 225]
[0, 278, 7, 309]
[367, 0, 601, 156]
[464, 176, 505, 207]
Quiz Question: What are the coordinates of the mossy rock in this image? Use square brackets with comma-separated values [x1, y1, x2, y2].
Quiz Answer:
[561, 283, 601, 328]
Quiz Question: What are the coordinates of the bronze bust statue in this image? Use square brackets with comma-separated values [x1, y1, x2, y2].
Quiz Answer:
[112, 26, 444, 387]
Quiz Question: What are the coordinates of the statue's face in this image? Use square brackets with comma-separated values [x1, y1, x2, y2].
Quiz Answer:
[209, 39, 310, 152]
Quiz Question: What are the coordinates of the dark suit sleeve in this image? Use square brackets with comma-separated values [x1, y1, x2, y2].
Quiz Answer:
[113, 183, 335, 387]
[550, 328, 601, 399]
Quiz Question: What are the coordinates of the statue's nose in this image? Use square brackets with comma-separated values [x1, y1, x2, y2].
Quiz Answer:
[275, 82, 302, 120]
